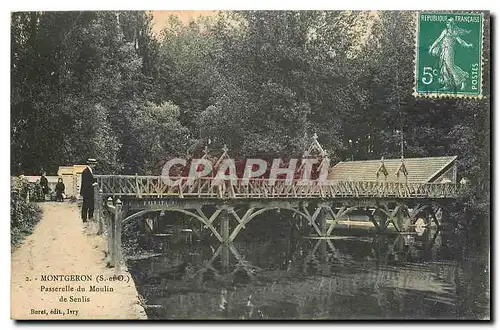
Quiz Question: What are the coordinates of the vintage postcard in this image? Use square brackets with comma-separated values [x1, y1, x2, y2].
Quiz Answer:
[10, 10, 490, 320]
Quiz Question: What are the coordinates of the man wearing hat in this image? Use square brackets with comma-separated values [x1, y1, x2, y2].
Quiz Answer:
[80, 158, 98, 222]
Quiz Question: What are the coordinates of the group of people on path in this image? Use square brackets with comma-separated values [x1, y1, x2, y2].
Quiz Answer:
[38, 158, 97, 223]
[39, 171, 65, 202]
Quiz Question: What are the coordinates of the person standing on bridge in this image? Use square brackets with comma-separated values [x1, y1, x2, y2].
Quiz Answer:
[80, 158, 98, 223]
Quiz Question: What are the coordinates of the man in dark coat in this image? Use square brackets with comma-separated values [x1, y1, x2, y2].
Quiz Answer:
[40, 171, 49, 197]
[80, 158, 97, 222]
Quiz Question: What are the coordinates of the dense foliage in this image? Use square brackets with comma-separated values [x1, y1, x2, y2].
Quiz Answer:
[11, 11, 490, 222]
[11, 177, 43, 248]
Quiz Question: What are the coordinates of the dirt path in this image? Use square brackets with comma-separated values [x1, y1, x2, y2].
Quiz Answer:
[11, 202, 147, 320]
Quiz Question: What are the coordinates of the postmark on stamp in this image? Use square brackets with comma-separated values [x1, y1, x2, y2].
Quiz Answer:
[414, 12, 484, 98]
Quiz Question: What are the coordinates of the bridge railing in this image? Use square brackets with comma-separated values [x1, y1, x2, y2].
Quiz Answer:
[95, 175, 457, 199]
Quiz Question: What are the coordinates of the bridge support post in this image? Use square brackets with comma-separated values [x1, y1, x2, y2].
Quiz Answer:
[220, 209, 230, 243]
[378, 210, 388, 233]
[219, 209, 231, 269]
[96, 188, 104, 235]
[318, 208, 327, 237]
[295, 216, 307, 236]
[376, 204, 407, 233]
[104, 197, 123, 270]
[438, 205, 453, 231]
[367, 208, 380, 231]
[108, 215, 115, 266]
[430, 205, 443, 229]
[221, 243, 230, 270]
[94, 185, 100, 225]
[114, 199, 123, 271]
[395, 205, 409, 232]
[319, 240, 327, 261]
[106, 197, 116, 267]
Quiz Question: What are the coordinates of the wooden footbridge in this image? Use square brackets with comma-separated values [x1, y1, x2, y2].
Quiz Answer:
[91, 137, 460, 269]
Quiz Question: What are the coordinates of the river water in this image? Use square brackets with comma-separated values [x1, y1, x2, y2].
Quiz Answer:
[125, 219, 490, 320]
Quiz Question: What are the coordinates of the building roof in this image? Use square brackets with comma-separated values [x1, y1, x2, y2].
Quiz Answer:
[328, 156, 457, 183]
[57, 166, 74, 175]
[57, 164, 88, 176]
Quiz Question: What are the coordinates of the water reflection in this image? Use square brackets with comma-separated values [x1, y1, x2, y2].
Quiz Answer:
[127, 228, 489, 320]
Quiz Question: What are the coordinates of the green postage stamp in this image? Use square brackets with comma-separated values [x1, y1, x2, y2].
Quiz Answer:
[415, 12, 484, 98]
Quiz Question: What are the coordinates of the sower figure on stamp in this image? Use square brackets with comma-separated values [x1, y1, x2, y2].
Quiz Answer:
[428, 18, 473, 91]
[80, 158, 98, 223]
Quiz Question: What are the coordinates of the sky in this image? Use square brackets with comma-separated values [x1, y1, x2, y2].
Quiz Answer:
[150, 10, 218, 35]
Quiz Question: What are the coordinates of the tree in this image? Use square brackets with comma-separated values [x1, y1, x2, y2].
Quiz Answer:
[132, 101, 190, 174]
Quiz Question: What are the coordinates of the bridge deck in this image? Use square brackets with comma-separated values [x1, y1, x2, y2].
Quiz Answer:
[95, 175, 457, 200]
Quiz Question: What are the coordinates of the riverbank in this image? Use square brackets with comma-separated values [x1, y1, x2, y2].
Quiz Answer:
[11, 202, 147, 320]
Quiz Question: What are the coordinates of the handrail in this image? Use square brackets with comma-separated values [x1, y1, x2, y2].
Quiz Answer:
[94, 175, 457, 199]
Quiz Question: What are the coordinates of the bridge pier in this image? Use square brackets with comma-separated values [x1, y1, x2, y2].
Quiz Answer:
[318, 208, 327, 237]
[378, 210, 389, 232]
[396, 207, 405, 231]
[107, 212, 115, 266]
[366, 208, 379, 231]
[97, 188, 104, 234]
[93, 186, 105, 235]
[219, 209, 230, 244]
[220, 243, 230, 270]
[114, 200, 123, 271]
[104, 198, 123, 270]
[430, 204, 444, 229]
[318, 240, 327, 261]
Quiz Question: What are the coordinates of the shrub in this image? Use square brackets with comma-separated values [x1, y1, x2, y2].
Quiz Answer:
[11, 176, 45, 202]
[11, 177, 43, 249]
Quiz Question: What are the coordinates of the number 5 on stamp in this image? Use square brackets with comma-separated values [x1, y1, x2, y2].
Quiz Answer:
[414, 12, 484, 98]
